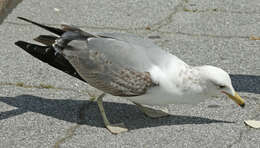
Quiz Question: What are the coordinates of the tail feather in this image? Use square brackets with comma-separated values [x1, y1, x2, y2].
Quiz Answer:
[61, 24, 99, 38]
[17, 17, 65, 36]
[14, 41, 86, 82]
[34, 35, 57, 46]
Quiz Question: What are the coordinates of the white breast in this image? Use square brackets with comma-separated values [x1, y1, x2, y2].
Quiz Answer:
[125, 57, 207, 105]
[126, 86, 206, 105]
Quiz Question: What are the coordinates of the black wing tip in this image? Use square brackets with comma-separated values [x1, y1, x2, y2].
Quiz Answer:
[17, 17, 36, 25]
[14, 41, 27, 49]
[16, 16, 64, 36]
[15, 40, 44, 52]
[17, 16, 27, 21]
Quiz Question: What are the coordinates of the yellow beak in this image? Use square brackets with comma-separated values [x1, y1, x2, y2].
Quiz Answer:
[223, 92, 245, 108]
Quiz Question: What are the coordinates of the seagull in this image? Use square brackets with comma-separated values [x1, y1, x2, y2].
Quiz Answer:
[15, 17, 245, 134]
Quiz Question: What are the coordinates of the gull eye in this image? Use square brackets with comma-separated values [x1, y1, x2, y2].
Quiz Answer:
[219, 85, 226, 89]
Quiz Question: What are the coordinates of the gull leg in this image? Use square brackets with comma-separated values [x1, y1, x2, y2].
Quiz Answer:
[89, 97, 96, 102]
[87, 90, 100, 102]
[97, 93, 128, 134]
[133, 102, 169, 118]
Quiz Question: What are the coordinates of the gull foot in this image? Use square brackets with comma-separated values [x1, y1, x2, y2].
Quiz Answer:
[106, 122, 128, 134]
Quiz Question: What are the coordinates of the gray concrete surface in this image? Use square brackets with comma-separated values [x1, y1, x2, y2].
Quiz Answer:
[0, 0, 260, 147]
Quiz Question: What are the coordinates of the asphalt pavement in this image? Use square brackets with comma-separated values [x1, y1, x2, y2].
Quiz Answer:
[0, 0, 260, 148]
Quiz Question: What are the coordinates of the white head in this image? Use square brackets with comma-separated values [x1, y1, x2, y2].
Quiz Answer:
[198, 65, 245, 107]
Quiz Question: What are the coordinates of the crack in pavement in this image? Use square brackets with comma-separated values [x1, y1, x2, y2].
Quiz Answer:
[0, 82, 56, 89]
[183, 7, 260, 14]
[148, 1, 185, 31]
[0, 81, 95, 98]
[156, 30, 250, 39]
[53, 100, 97, 148]
[0, 81, 77, 92]
[53, 124, 80, 148]
[181, 0, 260, 15]
[182, 0, 260, 14]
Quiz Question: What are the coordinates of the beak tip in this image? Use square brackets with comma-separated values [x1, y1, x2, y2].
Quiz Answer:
[240, 103, 245, 108]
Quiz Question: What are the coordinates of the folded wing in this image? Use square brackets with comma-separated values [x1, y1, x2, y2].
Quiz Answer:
[15, 17, 158, 96]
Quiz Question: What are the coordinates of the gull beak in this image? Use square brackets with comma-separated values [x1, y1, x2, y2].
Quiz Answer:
[222, 91, 245, 108]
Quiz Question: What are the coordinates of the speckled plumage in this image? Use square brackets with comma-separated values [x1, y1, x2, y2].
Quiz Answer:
[63, 42, 157, 96]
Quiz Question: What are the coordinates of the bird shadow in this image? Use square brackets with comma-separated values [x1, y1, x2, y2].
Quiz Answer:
[230, 74, 260, 94]
[0, 95, 232, 130]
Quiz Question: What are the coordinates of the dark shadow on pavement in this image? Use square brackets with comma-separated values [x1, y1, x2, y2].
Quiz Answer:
[0, 0, 23, 24]
[230, 74, 260, 94]
[0, 95, 233, 130]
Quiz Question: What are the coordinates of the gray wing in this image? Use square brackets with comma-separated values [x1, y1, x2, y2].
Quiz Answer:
[61, 31, 162, 96]
[64, 39, 157, 96]
[97, 32, 171, 66]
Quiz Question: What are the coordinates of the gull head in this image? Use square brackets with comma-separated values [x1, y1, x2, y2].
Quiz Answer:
[198, 65, 245, 108]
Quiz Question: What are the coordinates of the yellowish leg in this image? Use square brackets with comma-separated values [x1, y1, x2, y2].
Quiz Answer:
[89, 97, 96, 102]
[133, 102, 169, 118]
[96, 93, 128, 134]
